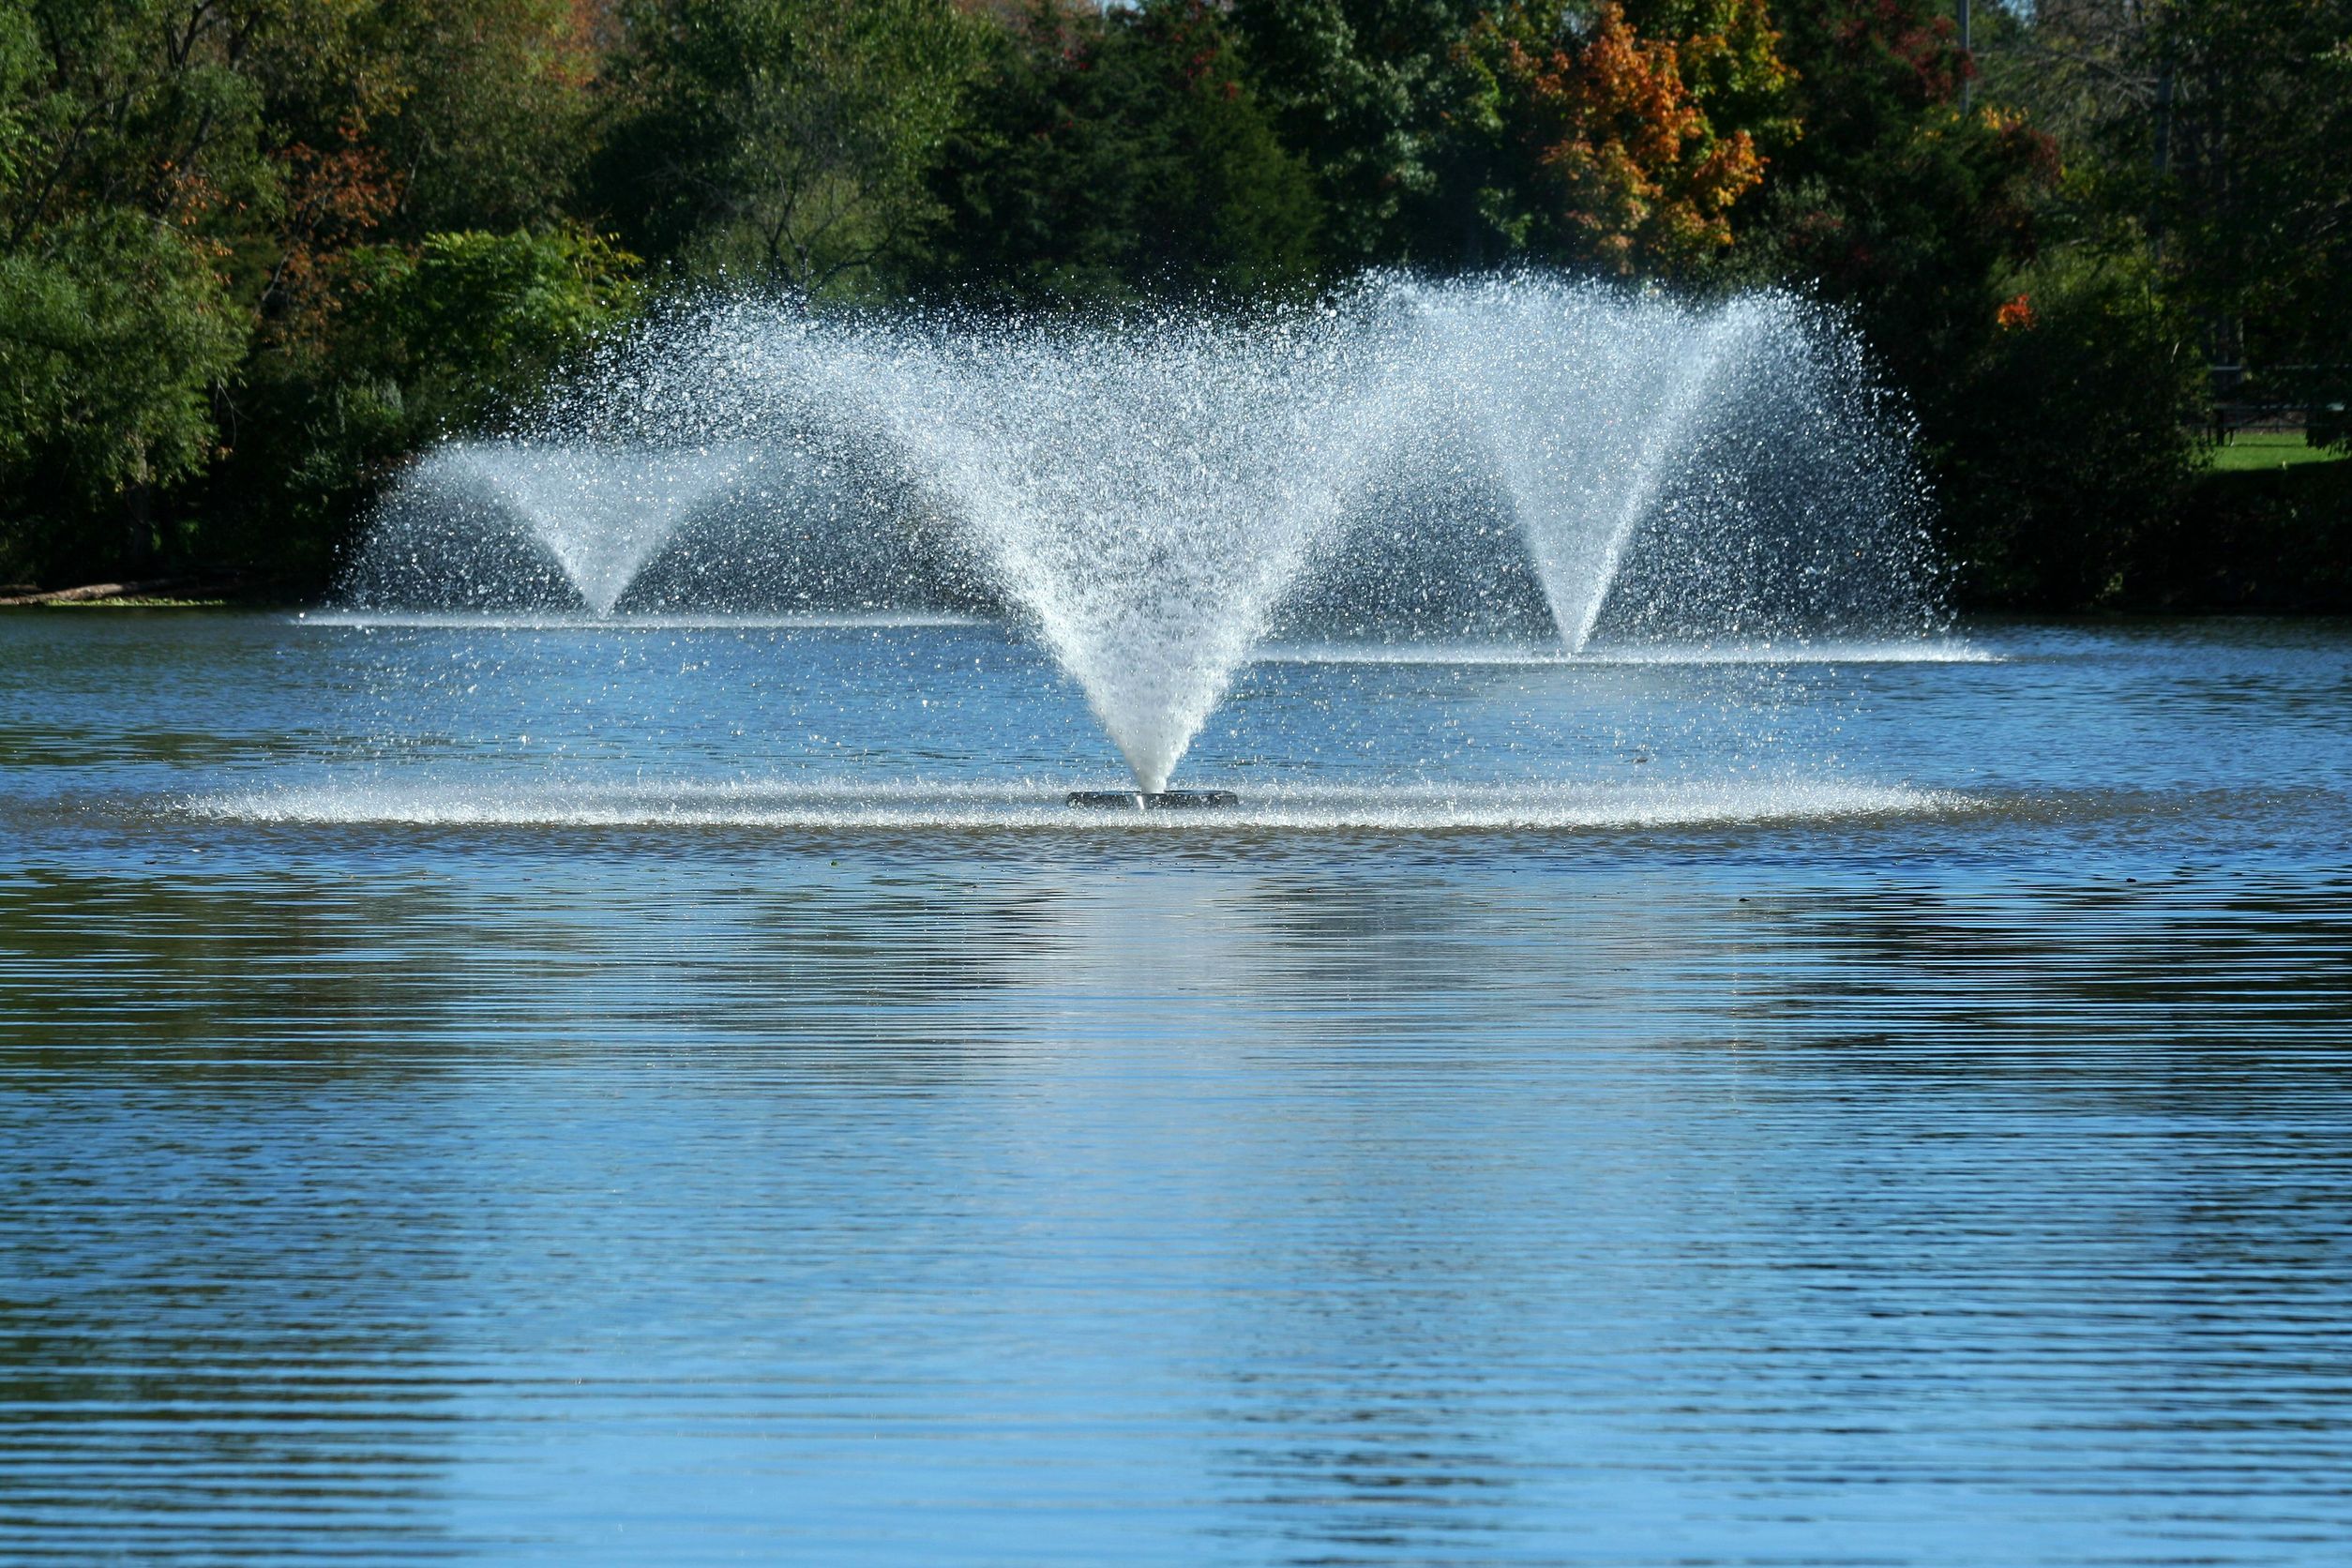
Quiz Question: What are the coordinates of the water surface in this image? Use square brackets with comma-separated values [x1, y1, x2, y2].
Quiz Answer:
[3, 613, 2348, 1564]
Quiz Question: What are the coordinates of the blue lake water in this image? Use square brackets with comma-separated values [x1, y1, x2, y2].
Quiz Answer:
[2, 611, 2348, 1564]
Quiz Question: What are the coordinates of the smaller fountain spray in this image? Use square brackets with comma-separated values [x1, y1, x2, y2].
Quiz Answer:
[369, 441, 753, 615]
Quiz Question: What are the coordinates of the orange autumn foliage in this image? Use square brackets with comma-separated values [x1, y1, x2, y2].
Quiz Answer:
[261, 132, 409, 359]
[1489, 3, 1767, 274]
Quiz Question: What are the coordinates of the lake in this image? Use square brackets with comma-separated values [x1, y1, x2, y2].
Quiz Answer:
[2, 611, 2347, 1564]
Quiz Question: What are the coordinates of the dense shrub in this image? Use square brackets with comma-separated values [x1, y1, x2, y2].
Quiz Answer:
[1933, 253, 2210, 608]
[201, 227, 641, 581]
[919, 0, 1321, 305]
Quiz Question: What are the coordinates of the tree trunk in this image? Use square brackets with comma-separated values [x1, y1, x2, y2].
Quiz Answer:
[123, 448, 156, 573]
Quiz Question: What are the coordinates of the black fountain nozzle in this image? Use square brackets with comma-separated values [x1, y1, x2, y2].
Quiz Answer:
[1067, 789, 1239, 810]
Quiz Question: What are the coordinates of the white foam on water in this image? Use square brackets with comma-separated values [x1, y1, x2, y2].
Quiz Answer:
[189, 776, 1974, 834]
[291, 617, 1992, 664]
[294, 611, 988, 631]
[1259, 639, 1998, 667]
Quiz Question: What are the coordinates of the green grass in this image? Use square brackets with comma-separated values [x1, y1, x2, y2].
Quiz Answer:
[2210, 431, 2349, 472]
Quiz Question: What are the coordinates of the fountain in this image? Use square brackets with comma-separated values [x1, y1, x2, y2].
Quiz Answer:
[352, 441, 758, 616]
[339, 275, 1942, 796]
[1419, 281, 1763, 652]
[739, 307, 1391, 795]
[1066, 789, 1241, 811]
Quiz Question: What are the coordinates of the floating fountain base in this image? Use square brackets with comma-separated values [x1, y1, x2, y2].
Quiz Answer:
[1067, 790, 1240, 811]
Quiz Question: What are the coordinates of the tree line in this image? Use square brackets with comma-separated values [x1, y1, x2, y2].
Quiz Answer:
[2, 0, 2344, 604]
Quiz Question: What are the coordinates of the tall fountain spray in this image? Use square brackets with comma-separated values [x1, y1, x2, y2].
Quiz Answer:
[751, 310, 1380, 793]
[341, 276, 1942, 791]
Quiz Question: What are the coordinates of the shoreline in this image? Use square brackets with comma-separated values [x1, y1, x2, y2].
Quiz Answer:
[7, 459, 2345, 618]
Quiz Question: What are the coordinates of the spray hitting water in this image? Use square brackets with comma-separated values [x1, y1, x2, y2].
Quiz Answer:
[1392, 279, 1762, 652]
[381, 442, 760, 616]
[750, 311, 1384, 792]
[341, 275, 1943, 792]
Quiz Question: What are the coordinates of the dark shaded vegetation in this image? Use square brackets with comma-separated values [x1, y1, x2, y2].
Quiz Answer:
[1, 0, 2344, 609]
[2133, 464, 2352, 612]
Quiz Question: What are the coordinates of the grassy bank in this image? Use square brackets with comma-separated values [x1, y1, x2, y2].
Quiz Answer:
[2210, 434, 2352, 473]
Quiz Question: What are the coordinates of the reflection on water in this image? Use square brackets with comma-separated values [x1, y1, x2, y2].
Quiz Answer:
[2, 613, 2349, 1564]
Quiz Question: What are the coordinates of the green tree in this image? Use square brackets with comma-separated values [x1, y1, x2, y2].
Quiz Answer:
[1228, 0, 1507, 267]
[1972, 0, 2352, 440]
[0, 0, 275, 576]
[1748, 0, 2058, 361]
[0, 0, 610, 581]
[2144, 0, 2352, 425]
[922, 0, 1322, 305]
[363, 0, 607, 236]
[593, 0, 986, 293]
[0, 212, 245, 546]
[1943, 250, 2209, 605]
[1227, 0, 1792, 272]
[1744, 0, 2235, 607]
[211, 225, 641, 579]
